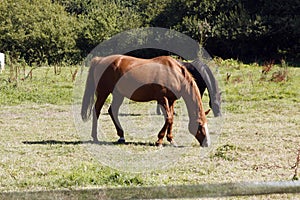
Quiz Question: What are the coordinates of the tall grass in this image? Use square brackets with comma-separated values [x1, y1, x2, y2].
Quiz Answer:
[0, 64, 78, 105]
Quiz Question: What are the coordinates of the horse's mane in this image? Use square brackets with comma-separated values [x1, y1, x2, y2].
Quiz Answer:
[179, 64, 194, 83]
[178, 62, 203, 112]
[177, 61, 207, 126]
[177, 63, 199, 94]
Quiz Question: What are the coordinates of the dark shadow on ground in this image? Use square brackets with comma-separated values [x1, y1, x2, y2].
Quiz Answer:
[22, 140, 93, 145]
[102, 113, 142, 117]
[22, 140, 185, 147]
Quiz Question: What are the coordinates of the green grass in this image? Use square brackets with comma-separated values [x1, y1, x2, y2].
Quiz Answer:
[0, 59, 299, 199]
[218, 59, 299, 103]
[0, 65, 76, 105]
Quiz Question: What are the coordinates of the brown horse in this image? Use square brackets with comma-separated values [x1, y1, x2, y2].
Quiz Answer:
[81, 55, 210, 147]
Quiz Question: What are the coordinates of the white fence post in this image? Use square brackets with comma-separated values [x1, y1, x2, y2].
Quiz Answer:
[0, 53, 4, 73]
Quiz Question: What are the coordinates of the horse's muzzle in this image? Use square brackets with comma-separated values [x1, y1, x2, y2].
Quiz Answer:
[201, 136, 211, 147]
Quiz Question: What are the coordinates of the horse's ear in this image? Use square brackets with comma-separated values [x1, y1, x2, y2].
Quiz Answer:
[205, 109, 211, 115]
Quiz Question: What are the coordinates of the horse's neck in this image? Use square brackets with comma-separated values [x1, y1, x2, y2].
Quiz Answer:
[181, 80, 206, 125]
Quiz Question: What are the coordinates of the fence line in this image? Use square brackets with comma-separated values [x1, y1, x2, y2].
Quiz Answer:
[1, 180, 300, 199]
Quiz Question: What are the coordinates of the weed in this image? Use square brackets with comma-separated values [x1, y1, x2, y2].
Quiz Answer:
[260, 60, 290, 83]
[262, 60, 274, 75]
[211, 144, 241, 161]
[105, 172, 144, 186]
[225, 72, 231, 84]
[271, 67, 289, 82]
[52, 164, 144, 188]
[70, 67, 79, 82]
[292, 149, 300, 181]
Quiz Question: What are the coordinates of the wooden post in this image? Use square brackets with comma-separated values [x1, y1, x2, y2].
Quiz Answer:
[0, 53, 4, 73]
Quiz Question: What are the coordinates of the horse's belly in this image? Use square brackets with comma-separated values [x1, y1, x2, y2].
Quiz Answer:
[116, 80, 179, 102]
[130, 84, 169, 101]
[116, 83, 163, 101]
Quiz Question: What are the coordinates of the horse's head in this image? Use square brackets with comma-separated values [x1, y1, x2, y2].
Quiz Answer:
[189, 109, 211, 147]
[209, 91, 222, 117]
[195, 122, 211, 147]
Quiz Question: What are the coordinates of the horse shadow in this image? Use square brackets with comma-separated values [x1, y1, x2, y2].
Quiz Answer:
[22, 140, 156, 146]
[102, 113, 142, 117]
[22, 140, 186, 147]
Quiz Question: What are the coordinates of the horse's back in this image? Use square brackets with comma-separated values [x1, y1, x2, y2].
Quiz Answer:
[112, 56, 185, 100]
[91, 55, 194, 98]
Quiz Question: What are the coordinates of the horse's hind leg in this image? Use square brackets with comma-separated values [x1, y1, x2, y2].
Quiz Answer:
[92, 91, 110, 142]
[108, 92, 125, 143]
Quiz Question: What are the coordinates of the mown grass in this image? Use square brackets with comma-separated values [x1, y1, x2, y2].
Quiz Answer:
[0, 59, 299, 199]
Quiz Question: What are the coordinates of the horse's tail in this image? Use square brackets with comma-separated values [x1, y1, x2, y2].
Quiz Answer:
[81, 58, 99, 121]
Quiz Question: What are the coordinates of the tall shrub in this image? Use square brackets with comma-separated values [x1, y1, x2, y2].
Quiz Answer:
[0, 0, 79, 64]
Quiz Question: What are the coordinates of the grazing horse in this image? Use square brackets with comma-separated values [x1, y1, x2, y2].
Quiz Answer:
[81, 55, 210, 147]
[156, 59, 222, 117]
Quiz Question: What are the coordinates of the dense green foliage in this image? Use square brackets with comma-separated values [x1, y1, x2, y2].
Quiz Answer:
[0, 0, 299, 64]
[0, 0, 79, 64]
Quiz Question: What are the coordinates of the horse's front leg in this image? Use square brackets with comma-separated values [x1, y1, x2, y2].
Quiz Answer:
[108, 92, 125, 143]
[166, 101, 177, 147]
[156, 97, 171, 147]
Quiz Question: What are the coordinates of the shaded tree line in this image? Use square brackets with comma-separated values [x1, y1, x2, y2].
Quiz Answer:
[0, 0, 299, 65]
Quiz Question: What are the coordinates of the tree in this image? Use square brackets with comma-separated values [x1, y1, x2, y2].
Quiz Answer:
[0, 0, 79, 64]
[75, 0, 143, 57]
[146, 0, 299, 62]
[0, 0, 298, 64]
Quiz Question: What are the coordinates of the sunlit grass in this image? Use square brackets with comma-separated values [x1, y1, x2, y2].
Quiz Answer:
[0, 65, 77, 105]
[0, 59, 299, 199]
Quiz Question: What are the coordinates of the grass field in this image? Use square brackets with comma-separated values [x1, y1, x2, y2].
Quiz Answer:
[0, 59, 299, 199]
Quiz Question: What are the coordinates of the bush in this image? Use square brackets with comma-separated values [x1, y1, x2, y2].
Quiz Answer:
[0, 0, 79, 65]
[0, 0, 298, 64]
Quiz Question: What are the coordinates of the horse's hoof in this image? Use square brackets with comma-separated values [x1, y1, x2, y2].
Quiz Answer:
[155, 141, 163, 147]
[170, 141, 178, 147]
[117, 138, 125, 144]
[92, 138, 99, 143]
